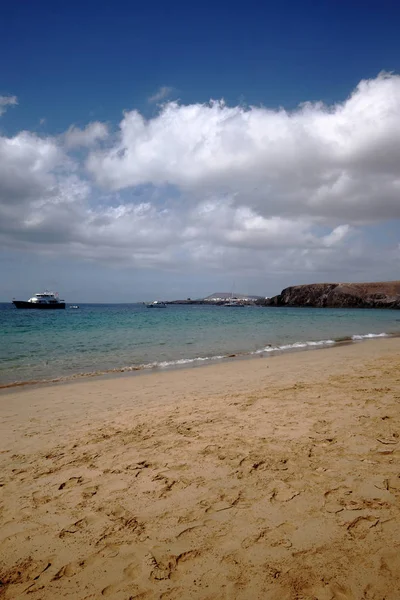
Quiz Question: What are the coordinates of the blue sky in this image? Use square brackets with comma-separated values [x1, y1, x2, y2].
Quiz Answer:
[2, 0, 400, 129]
[1, 1, 400, 301]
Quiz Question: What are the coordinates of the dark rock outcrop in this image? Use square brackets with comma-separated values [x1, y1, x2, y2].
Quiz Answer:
[263, 281, 400, 309]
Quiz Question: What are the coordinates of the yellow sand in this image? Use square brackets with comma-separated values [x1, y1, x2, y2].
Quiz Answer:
[1, 339, 400, 599]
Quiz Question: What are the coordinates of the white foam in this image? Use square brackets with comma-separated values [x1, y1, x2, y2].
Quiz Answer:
[352, 333, 388, 340]
[255, 339, 336, 354]
[142, 355, 226, 369]
[118, 333, 390, 374]
[306, 340, 336, 346]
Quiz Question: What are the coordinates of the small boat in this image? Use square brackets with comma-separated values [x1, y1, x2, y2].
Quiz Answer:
[70, 305, 80, 309]
[222, 285, 245, 307]
[222, 298, 244, 307]
[12, 291, 66, 310]
[146, 300, 166, 308]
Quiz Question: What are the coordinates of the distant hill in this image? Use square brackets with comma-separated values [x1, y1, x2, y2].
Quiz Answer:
[204, 292, 264, 300]
[261, 281, 400, 309]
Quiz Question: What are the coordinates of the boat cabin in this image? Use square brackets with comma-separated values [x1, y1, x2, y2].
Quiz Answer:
[29, 292, 63, 304]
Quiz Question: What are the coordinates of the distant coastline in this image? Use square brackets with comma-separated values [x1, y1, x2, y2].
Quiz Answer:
[165, 292, 264, 306]
[259, 281, 400, 309]
[164, 282, 400, 309]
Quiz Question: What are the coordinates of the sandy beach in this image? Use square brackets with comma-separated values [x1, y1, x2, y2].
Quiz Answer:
[1, 339, 400, 599]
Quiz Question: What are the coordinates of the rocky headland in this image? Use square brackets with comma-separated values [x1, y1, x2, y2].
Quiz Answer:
[262, 281, 400, 309]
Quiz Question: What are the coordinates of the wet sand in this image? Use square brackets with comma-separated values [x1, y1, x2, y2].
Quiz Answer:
[1, 338, 400, 599]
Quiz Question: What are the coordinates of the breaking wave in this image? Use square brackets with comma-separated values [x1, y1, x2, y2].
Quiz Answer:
[0, 330, 394, 390]
[352, 332, 388, 340]
[254, 339, 336, 354]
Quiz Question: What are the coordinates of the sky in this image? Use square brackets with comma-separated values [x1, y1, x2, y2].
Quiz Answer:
[1, 0, 400, 302]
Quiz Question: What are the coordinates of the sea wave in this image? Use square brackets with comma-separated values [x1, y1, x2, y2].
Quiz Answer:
[352, 332, 388, 340]
[254, 339, 336, 354]
[140, 355, 226, 369]
[0, 330, 394, 389]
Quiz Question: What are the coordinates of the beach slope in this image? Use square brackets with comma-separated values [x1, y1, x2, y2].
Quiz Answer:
[1, 339, 400, 599]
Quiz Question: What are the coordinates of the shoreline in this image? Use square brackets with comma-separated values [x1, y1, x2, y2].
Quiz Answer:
[1, 337, 400, 598]
[1, 331, 398, 392]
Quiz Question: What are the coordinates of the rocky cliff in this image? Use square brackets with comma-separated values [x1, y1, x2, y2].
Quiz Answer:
[264, 281, 400, 309]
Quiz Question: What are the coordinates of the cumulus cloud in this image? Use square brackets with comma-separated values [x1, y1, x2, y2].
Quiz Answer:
[0, 130, 89, 248]
[87, 72, 400, 224]
[148, 86, 174, 104]
[0, 131, 63, 206]
[0, 95, 18, 116]
[0, 74, 399, 284]
[64, 122, 108, 148]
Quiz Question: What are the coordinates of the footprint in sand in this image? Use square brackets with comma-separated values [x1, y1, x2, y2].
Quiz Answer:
[241, 529, 269, 549]
[128, 591, 152, 599]
[323, 486, 352, 513]
[58, 515, 97, 538]
[380, 550, 400, 577]
[101, 503, 143, 530]
[58, 476, 84, 490]
[176, 524, 203, 540]
[0, 558, 53, 594]
[151, 473, 188, 498]
[312, 419, 331, 435]
[268, 480, 301, 502]
[82, 484, 98, 499]
[146, 549, 179, 582]
[101, 583, 122, 596]
[53, 562, 80, 579]
[96, 543, 121, 559]
[53, 553, 104, 581]
[123, 562, 140, 578]
[146, 547, 200, 582]
[99, 562, 147, 598]
[32, 490, 52, 506]
[203, 490, 249, 515]
[345, 514, 380, 538]
[176, 424, 197, 437]
[200, 444, 221, 456]
[330, 582, 355, 599]
[125, 460, 152, 477]
[92, 505, 145, 547]
[159, 589, 182, 600]
[234, 455, 268, 479]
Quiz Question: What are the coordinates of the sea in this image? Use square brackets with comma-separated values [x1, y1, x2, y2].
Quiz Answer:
[1, 302, 400, 388]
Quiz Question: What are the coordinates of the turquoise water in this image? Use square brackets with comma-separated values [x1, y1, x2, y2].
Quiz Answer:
[1, 302, 400, 387]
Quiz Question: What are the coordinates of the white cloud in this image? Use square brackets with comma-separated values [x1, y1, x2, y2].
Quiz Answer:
[64, 122, 108, 149]
[0, 131, 62, 206]
[148, 86, 174, 104]
[87, 72, 400, 224]
[0, 95, 18, 116]
[0, 130, 89, 248]
[0, 74, 399, 286]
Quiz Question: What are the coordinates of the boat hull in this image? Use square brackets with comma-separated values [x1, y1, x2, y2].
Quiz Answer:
[222, 303, 245, 307]
[13, 301, 66, 310]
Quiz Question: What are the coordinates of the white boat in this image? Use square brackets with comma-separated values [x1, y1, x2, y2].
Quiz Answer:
[146, 300, 166, 308]
[12, 291, 66, 310]
[222, 298, 244, 307]
[222, 284, 245, 307]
